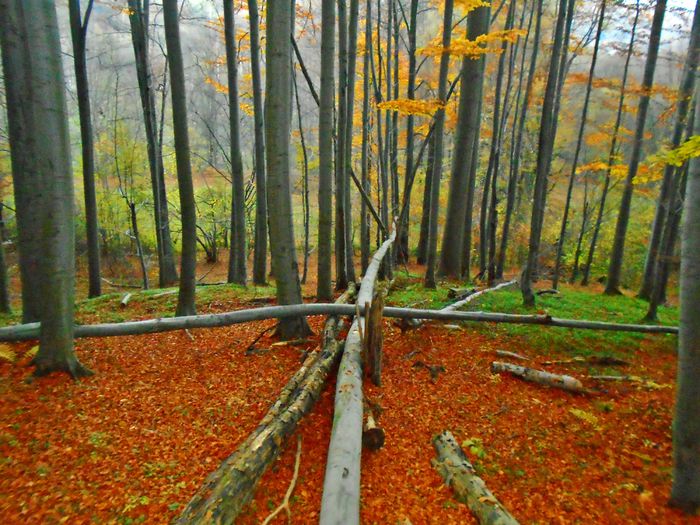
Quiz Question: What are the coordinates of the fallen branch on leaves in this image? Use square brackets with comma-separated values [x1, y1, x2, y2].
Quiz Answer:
[541, 356, 629, 367]
[442, 279, 518, 313]
[432, 430, 519, 525]
[495, 350, 529, 361]
[261, 435, 302, 525]
[412, 361, 446, 382]
[175, 285, 356, 524]
[490, 361, 593, 395]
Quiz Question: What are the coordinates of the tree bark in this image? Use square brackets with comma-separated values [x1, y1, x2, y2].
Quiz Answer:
[440, 4, 491, 278]
[335, 0, 349, 290]
[68, 0, 101, 298]
[433, 431, 520, 525]
[670, 80, 700, 514]
[320, 227, 396, 525]
[360, 0, 372, 274]
[265, 0, 311, 339]
[640, 0, 700, 300]
[581, 0, 640, 286]
[317, 0, 335, 300]
[552, 0, 606, 289]
[520, 0, 570, 306]
[127, 0, 179, 288]
[163, 0, 197, 316]
[0, 204, 10, 313]
[0, 0, 91, 377]
[247, 0, 268, 285]
[491, 361, 590, 394]
[605, 0, 666, 295]
[224, 0, 247, 286]
[425, 0, 454, 289]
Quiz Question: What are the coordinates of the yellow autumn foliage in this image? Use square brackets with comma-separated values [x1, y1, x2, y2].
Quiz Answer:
[420, 29, 527, 58]
[377, 98, 445, 117]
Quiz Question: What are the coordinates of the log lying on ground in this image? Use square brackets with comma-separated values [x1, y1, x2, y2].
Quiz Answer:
[432, 430, 519, 525]
[491, 361, 592, 394]
[541, 356, 629, 367]
[447, 286, 477, 299]
[0, 304, 679, 343]
[320, 227, 396, 525]
[362, 407, 385, 451]
[120, 293, 132, 308]
[495, 350, 529, 361]
[442, 279, 517, 312]
[175, 285, 356, 525]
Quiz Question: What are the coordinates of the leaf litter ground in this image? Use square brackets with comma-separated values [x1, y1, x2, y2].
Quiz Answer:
[0, 271, 697, 524]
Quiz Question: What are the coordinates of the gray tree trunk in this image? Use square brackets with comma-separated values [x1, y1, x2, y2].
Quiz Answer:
[247, 0, 268, 285]
[0, 0, 91, 377]
[163, 0, 197, 316]
[439, 4, 491, 278]
[68, 0, 101, 299]
[0, 204, 10, 313]
[224, 0, 247, 285]
[265, 0, 311, 339]
[520, 0, 571, 306]
[581, 0, 640, 286]
[360, 0, 372, 273]
[317, 0, 335, 300]
[425, 0, 454, 288]
[605, 0, 667, 295]
[670, 81, 700, 515]
[127, 0, 179, 288]
[639, 0, 700, 300]
[552, 0, 606, 289]
[335, 0, 349, 290]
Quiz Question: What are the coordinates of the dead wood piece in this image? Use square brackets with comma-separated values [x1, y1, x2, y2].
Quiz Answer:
[261, 435, 302, 525]
[542, 356, 629, 367]
[495, 350, 529, 361]
[442, 279, 517, 313]
[447, 287, 477, 300]
[536, 288, 560, 296]
[120, 293, 132, 308]
[365, 291, 385, 386]
[394, 317, 422, 332]
[490, 361, 592, 394]
[362, 408, 385, 451]
[432, 430, 519, 525]
[101, 277, 141, 289]
[402, 349, 421, 361]
[176, 286, 356, 525]
[413, 361, 446, 383]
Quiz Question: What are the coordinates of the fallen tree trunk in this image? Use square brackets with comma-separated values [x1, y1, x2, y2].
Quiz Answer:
[495, 350, 529, 361]
[490, 361, 591, 394]
[0, 304, 678, 343]
[175, 285, 356, 525]
[320, 227, 396, 525]
[432, 430, 519, 525]
[442, 279, 518, 312]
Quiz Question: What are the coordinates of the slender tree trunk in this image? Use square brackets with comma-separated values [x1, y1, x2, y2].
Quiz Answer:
[224, 0, 247, 285]
[335, 0, 349, 290]
[265, 0, 311, 338]
[417, 135, 435, 265]
[344, 0, 360, 283]
[581, 0, 640, 286]
[317, 0, 335, 300]
[520, 0, 570, 306]
[127, 0, 178, 288]
[0, 0, 91, 376]
[68, 0, 101, 298]
[442, 7, 490, 280]
[293, 71, 311, 285]
[552, 0, 606, 289]
[360, 0, 372, 273]
[0, 204, 10, 313]
[497, 0, 540, 279]
[605, 0, 667, 295]
[462, 92, 484, 280]
[247, 0, 268, 285]
[640, 0, 700, 300]
[670, 82, 700, 515]
[129, 202, 149, 290]
[163, 0, 197, 316]
[424, 0, 454, 288]
[570, 175, 591, 283]
[398, 0, 419, 264]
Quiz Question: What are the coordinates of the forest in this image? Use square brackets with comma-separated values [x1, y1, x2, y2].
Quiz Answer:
[0, 0, 699, 523]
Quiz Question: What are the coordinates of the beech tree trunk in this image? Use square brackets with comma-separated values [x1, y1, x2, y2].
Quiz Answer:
[248, 0, 268, 285]
[335, 0, 350, 290]
[317, 0, 335, 300]
[163, 0, 197, 316]
[491, 361, 589, 394]
[581, 0, 640, 286]
[360, 0, 372, 273]
[439, 3, 491, 278]
[520, 0, 570, 306]
[0, 204, 10, 313]
[552, 0, 606, 289]
[670, 83, 700, 515]
[68, 0, 101, 299]
[127, 0, 179, 288]
[605, 0, 666, 295]
[425, 0, 454, 289]
[640, 0, 700, 300]
[224, 0, 247, 286]
[265, 0, 311, 339]
[0, 0, 91, 377]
